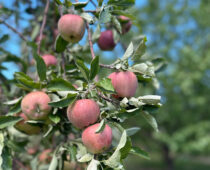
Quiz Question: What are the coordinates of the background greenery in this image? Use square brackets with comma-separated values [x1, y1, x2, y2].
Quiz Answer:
[0, 0, 210, 170]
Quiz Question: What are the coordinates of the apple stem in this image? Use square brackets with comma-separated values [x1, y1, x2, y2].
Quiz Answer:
[37, 0, 50, 55]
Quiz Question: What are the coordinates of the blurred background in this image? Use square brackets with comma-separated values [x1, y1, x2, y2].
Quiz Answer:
[0, 0, 210, 170]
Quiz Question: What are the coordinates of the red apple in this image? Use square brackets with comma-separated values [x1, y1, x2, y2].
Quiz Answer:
[39, 149, 52, 163]
[118, 16, 132, 34]
[41, 54, 57, 67]
[58, 14, 85, 43]
[98, 30, 116, 51]
[67, 99, 100, 129]
[21, 91, 51, 120]
[108, 71, 138, 98]
[82, 123, 112, 154]
[14, 113, 41, 135]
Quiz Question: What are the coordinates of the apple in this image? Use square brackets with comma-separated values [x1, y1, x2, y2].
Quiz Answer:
[58, 14, 85, 43]
[67, 99, 100, 129]
[98, 30, 116, 51]
[41, 54, 57, 67]
[39, 149, 52, 163]
[82, 123, 112, 154]
[21, 91, 51, 120]
[118, 15, 132, 34]
[108, 71, 138, 98]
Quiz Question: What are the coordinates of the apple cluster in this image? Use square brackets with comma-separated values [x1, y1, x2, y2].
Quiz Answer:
[14, 14, 137, 156]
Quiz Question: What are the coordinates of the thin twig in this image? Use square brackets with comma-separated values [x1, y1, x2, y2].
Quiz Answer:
[84, 10, 97, 13]
[90, 0, 97, 8]
[0, 19, 27, 41]
[97, 90, 119, 106]
[85, 21, 95, 59]
[100, 64, 115, 69]
[37, 0, 50, 54]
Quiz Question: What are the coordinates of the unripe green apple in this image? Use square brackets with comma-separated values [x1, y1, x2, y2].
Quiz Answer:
[118, 15, 132, 34]
[14, 113, 41, 135]
[58, 14, 85, 43]
[67, 99, 100, 129]
[82, 123, 112, 154]
[108, 71, 138, 98]
[41, 54, 57, 67]
[21, 91, 51, 120]
[98, 30, 116, 51]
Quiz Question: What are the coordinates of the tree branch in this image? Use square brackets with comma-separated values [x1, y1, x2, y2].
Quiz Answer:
[90, 0, 97, 8]
[85, 22, 96, 59]
[100, 64, 115, 69]
[0, 19, 27, 41]
[37, 0, 50, 55]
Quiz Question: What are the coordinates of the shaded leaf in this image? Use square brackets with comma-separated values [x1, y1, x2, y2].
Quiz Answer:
[55, 34, 69, 53]
[90, 56, 99, 80]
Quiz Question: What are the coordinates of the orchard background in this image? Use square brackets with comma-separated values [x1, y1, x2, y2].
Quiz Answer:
[0, 0, 210, 170]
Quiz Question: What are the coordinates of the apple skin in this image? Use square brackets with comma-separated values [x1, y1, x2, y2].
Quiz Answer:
[82, 123, 112, 154]
[39, 149, 52, 163]
[98, 30, 116, 51]
[21, 91, 51, 120]
[118, 16, 132, 34]
[108, 71, 138, 98]
[67, 99, 100, 129]
[14, 113, 41, 135]
[41, 54, 57, 67]
[58, 14, 85, 43]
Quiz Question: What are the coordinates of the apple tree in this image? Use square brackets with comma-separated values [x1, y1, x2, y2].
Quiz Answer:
[0, 0, 164, 169]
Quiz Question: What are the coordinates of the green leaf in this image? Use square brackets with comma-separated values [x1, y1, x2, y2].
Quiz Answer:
[97, 0, 103, 6]
[141, 111, 158, 132]
[7, 98, 22, 116]
[0, 34, 9, 44]
[87, 159, 100, 170]
[138, 95, 161, 105]
[81, 13, 95, 24]
[47, 78, 76, 91]
[112, 16, 122, 34]
[0, 133, 4, 168]
[68, 145, 77, 161]
[120, 137, 132, 159]
[130, 146, 150, 160]
[92, 24, 101, 42]
[96, 78, 115, 93]
[1, 146, 12, 170]
[49, 114, 60, 124]
[104, 130, 127, 169]
[90, 56, 100, 80]
[95, 119, 105, 133]
[75, 59, 90, 81]
[64, 0, 72, 7]
[33, 53, 47, 81]
[73, 1, 89, 9]
[54, 0, 62, 5]
[108, 0, 135, 7]
[99, 6, 111, 23]
[78, 153, 93, 163]
[48, 93, 77, 107]
[122, 42, 134, 60]
[0, 116, 22, 129]
[126, 127, 141, 136]
[54, 34, 69, 53]
[49, 153, 58, 170]
[14, 72, 42, 89]
[3, 97, 22, 105]
[132, 36, 147, 61]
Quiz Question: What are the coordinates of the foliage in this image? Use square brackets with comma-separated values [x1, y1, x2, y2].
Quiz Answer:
[0, 0, 164, 169]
